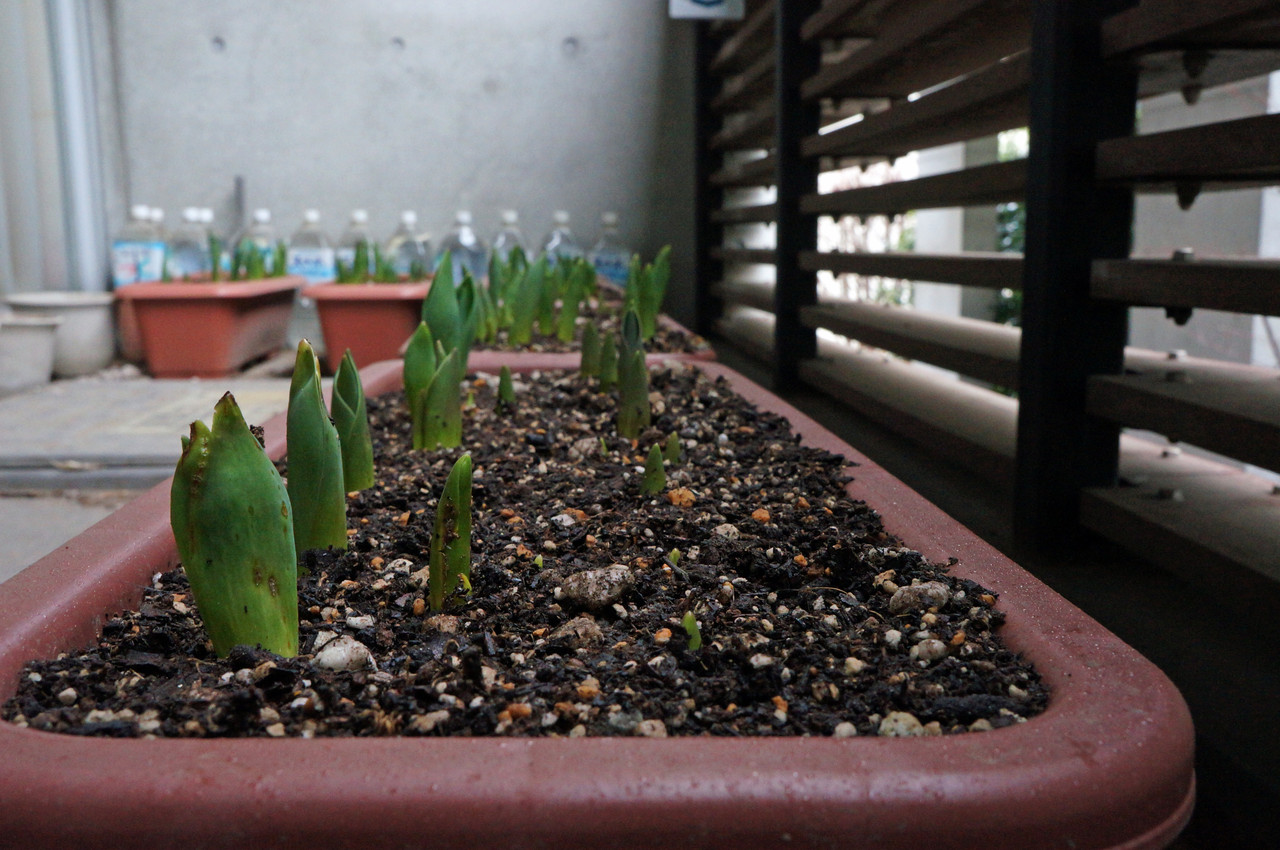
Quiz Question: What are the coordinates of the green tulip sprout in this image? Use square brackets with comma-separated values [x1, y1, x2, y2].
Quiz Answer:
[616, 349, 650, 439]
[287, 340, 347, 553]
[497, 364, 516, 412]
[682, 611, 702, 651]
[598, 334, 619, 393]
[641, 444, 666, 495]
[413, 347, 463, 450]
[171, 392, 298, 657]
[429, 454, 474, 612]
[403, 322, 438, 413]
[580, 322, 601, 377]
[663, 431, 683, 464]
[332, 349, 374, 492]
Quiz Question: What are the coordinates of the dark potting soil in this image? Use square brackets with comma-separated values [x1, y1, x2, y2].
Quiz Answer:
[3, 365, 1047, 739]
[473, 288, 709, 355]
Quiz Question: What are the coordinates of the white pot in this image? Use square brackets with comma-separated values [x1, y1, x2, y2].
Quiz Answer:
[5, 291, 115, 377]
[0, 313, 61, 396]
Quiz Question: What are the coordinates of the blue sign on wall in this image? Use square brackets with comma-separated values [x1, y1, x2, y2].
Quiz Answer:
[669, 0, 745, 20]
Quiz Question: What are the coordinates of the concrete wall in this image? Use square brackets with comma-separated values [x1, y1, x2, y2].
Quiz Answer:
[96, 0, 697, 322]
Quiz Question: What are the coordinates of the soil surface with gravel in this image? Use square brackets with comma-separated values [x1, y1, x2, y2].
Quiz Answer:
[3, 364, 1047, 739]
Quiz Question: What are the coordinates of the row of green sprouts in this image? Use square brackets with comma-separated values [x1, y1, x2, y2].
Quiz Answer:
[169, 247, 674, 659]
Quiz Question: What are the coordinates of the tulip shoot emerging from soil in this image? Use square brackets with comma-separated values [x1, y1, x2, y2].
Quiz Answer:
[497, 365, 516, 412]
[682, 611, 702, 652]
[413, 347, 463, 450]
[332, 349, 374, 492]
[508, 255, 548, 346]
[403, 322, 437, 414]
[429, 454, 474, 613]
[616, 349, 650, 439]
[170, 392, 299, 658]
[641, 444, 666, 495]
[580, 322, 601, 377]
[663, 431, 682, 464]
[598, 334, 619, 393]
[287, 340, 348, 554]
[423, 252, 471, 363]
[624, 246, 671, 341]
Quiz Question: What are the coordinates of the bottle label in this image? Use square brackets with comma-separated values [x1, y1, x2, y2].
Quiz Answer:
[111, 240, 165, 287]
[287, 247, 336, 283]
[592, 253, 629, 286]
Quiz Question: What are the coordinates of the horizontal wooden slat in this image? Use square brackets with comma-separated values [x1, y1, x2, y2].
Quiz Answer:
[710, 203, 778, 224]
[711, 247, 777, 265]
[803, 52, 1030, 160]
[711, 0, 775, 73]
[1133, 48, 1280, 100]
[801, 159, 1026, 216]
[1093, 257, 1280, 316]
[712, 49, 776, 111]
[803, 300, 1020, 386]
[801, 0, 895, 40]
[1103, 0, 1280, 56]
[1083, 436, 1280, 613]
[710, 105, 776, 150]
[801, 349, 1019, 487]
[801, 0, 1031, 101]
[711, 279, 775, 312]
[801, 250, 1024, 289]
[1097, 113, 1280, 186]
[710, 154, 775, 188]
[1088, 359, 1280, 473]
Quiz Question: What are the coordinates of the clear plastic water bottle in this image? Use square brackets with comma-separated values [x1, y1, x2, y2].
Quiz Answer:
[336, 209, 373, 277]
[286, 210, 336, 284]
[491, 209, 525, 263]
[588, 211, 631, 286]
[166, 207, 212, 279]
[435, 210, 488, 282]
[111, 204, 165, 287]
[149, 207, 169, 244]
[542, 210, 583, 266]
[384, 211, 430, 278]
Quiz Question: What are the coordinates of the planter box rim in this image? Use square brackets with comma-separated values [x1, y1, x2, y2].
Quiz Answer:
[115, 276, 305, 300]
[0, 359, 1193, 849]
[303, 281, 432, 300]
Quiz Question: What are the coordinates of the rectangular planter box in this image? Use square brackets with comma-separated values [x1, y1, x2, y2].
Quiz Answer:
[114, 277, 304, 378]
[304, 281, 432, 373]
[0, 359, 1194, 849]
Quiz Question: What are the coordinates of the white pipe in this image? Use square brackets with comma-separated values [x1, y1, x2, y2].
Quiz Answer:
[45, 0, 108, 292]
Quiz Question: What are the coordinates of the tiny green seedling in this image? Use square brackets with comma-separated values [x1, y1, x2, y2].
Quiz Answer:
[667, 548, 681, 567]
[663, 431, 682, 464]
[497, 364, 516, 412]
[640, 444, 666, 495]
[682, 611, 702, 651]
[428, 454, 474, 613]
[598, 334, 619, 393]
[616, 349, 650, 439]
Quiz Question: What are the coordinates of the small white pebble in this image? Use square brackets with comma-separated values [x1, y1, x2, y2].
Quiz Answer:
[346, 614, 375, 630]
[635, 719, 668, 738]
[833, 721, 858, 738]
[57, 687, 78, 706]
[884, 629, 902, 649]
[843, 657, 866, 675]
[1009, 684, 1029, 701]
[878, 711, 925, 737]
[748, 653, 775, 669]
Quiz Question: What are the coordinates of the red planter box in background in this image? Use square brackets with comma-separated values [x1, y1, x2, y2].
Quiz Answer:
[114, 277, 303, 378]
[304, 281, 431, 373]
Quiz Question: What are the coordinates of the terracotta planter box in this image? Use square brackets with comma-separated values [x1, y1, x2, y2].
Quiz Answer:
[0, 359, 1193, 849]
[304, 281, 431, 373]
[114, 277, 304, 378]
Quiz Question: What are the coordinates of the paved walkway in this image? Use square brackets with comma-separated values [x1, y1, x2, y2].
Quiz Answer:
[0, 371, 295, 581]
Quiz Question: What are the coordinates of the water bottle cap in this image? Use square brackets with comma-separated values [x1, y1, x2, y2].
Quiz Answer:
[183, 207, 201, 222]
[130, 204, 151, 220]
[455, 210, 472, 225]
[253, 208, 271, 223]
[199, 208, 215, 224]
[150, 208, 165, 223]
[401, 210, 418, 226]
[553, 210, 570, 225]
[501, 209, 519, 225]
[601, 211, 618, 227]
[351, 209, 368, 224]
[303, 209, 321, 224]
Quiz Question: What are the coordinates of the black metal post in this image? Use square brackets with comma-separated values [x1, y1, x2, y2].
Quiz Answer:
[1015, 0, 1138, 548]
[694, 22, 725, 338]
[772, 0, 820, 388]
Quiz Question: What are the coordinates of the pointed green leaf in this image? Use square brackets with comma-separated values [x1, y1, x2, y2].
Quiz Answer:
[403, 322, 437, 415]
[580, 323, 601, 377]
[332, 349, 374, 492]
[598, 333, 619, 393]
[423, 255, 462, 355]
[664, 431, 682, 464]
[428, 454, 473, 612]
[640, 444, 666, 495]
[617, 349, 650, 439]
[287, 340, 347, 553]
[171, 392, 298, 657]
[497, 364, 516, 411]
[413, 349, 463, 450]
[508, 255, 547, 346]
